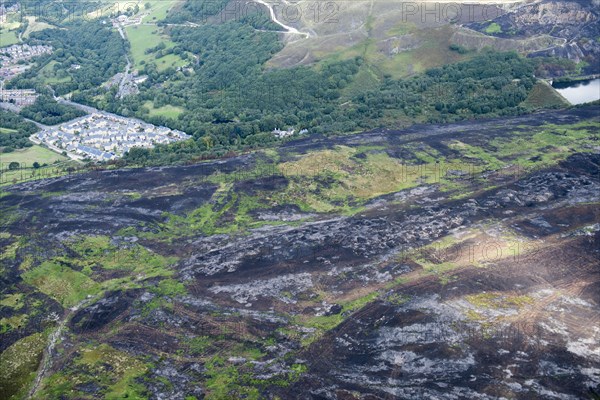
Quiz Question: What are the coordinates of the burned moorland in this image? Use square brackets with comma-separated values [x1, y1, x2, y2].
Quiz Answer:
[1, 106, 599, 399]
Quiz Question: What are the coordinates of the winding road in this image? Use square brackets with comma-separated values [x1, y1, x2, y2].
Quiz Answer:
[253, 0, 311, 38]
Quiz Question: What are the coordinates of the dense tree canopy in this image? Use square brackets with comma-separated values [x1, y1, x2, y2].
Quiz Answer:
[0, 110, 39, 151]
[121, 49, 536, 165]
[4, 3, 538, 166]
[8, 20, 128, 96]
[20, 96, 86, 125]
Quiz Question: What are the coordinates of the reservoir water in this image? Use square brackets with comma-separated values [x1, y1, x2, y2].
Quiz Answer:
[552, 78, 600, 105]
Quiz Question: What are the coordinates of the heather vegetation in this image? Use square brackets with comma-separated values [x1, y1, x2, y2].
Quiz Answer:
[1, 1, 599, 398]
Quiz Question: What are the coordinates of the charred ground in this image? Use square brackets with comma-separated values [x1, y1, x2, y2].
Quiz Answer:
[0, 106, 599, 399]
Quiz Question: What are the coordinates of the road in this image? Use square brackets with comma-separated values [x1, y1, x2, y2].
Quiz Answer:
[252, 0, 311, 38]
[54, 97, 100, 114]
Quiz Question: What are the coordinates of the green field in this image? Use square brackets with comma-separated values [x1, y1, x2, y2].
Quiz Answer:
[22, 17, 55, 39]
[0, 145, 67, 167]
[143, 101, 184, 118]
[37, 60, 72, 85]
[125, 25, 187, 71]
[0, 28, 20, 47]
[0, 127, 18, 134]
[0, 146, 76, 186]
[523, 81, 570, 109]
[142, 0, 182, 22]
[82, 0, 181, 23]
[22, 261, 101, 308]
[126, 24, 163, 67]
[154, 52, 188, 72]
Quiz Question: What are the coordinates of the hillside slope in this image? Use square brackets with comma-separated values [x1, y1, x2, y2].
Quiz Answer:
[1, 106, 599, 399]
[262, 0, 598, 78]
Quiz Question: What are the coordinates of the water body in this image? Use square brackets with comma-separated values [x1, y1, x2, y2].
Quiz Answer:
[552, 78, 600, 105]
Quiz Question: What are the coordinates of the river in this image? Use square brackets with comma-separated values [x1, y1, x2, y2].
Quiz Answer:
[552, 78, 600, 105]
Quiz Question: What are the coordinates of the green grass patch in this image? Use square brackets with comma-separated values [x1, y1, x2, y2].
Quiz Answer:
[489, 121, 599, 170]
[0, 145, 67, 167]
[185, 335, 213, 356]
[0, 332, 48, 400]
[386, 292, 411, 306]
[341, 64, 381, 100]
[386, 22, 417, 36]
[203, 356, 260, 399]
[67, 234, 178, 279]
[22, 17, 55, 39]
[0, 313, 28, 333]
[485, 23, 502, 34]
[151, 278, 187, 297]
[142, 0, 181, 22]
[0, 28, 20, 47]
[22, 261, 101, 307]
[37, 60, 72, 85]
[0, 238, 20, 262]
[202, 354, 306, 399]
[298, 291, 380, 335]
[137, 182, 285, 239]
[407, 143, 443, 164]
[276, 145, 470, 213]
[465, 292, 534, 309]
[0, 162, 77, 187]
[143, 101, 184, 119]
[523, 81, 569, 109]
[154, 52, 188, 72]
[380, 26, 471, 79]
[126, 25, 163, 67]
[126, 24, 187, 71]
[38, 343, 149, 399]
[447, 140, 504, 171]
[152, 183, 241, 236]
[229, 344, 266, 361]
[0, 127, 18, 134]
[0, 293, 24, 310]
[82, 344, 148, 399]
